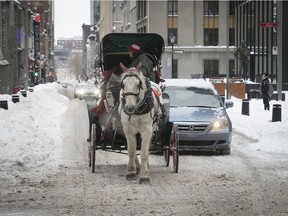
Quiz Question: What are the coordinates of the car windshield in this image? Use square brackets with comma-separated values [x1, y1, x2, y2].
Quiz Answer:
[76, 83, 96, 89]
[165, 86, 221, 108]
[83, 84, 96, 89]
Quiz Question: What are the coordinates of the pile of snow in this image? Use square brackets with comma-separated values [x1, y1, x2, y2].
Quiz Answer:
[226, 96, 288, 153]
[0, 82, 287, 181]
[0, 83, 70, 179]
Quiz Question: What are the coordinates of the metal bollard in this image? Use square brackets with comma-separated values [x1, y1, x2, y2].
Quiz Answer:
[20, 90, 27, 97]
[12, 95, 20, 103]
[272, 104, 281, 122]
[0, 100, 8, 110]
[241, 99, 250, 116]
[220, 95, 225, 104]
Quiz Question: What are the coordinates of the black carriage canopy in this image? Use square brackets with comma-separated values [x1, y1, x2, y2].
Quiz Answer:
[99, 33, 165, 71]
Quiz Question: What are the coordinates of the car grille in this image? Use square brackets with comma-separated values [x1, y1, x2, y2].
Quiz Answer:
[179, 140, 226, 146]
[177, 123, 209, 133]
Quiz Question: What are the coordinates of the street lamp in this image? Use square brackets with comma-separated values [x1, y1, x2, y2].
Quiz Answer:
[169, 34, 176, 78]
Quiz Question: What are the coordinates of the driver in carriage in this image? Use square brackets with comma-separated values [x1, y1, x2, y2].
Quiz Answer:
[128, 43, 164, 84]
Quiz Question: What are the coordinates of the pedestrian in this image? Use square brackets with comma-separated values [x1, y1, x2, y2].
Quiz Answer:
[260, 73, 272, 110]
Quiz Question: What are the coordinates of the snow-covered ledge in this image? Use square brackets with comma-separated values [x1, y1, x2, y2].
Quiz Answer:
[0, 48, 9, 66]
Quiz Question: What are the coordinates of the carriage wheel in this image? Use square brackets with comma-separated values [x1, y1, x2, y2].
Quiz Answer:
[91, 124, 97, 173]
[162, 121, 172, 167]
[170, 125, 179, 173]
[88, 145, 92, 167]
[163, 145, 170, 167]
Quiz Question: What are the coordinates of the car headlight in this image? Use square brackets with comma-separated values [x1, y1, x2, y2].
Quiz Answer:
[95, 88, 101, 98]
[79, 89, 85, 95]
[95, 88, 100, 95]
[212, 117, 229, 130]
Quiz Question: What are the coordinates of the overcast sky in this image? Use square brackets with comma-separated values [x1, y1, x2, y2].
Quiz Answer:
[54, 0, 90, 40]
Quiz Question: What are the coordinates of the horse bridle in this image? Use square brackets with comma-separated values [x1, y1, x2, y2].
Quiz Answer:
[121, 73, 143, 100]
[121, 73, 154, 116]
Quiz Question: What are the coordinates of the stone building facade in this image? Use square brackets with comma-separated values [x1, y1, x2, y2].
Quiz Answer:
[0, 0, 54, 94]
[0, 1, 24, 94]
[98, 0, 236, 80]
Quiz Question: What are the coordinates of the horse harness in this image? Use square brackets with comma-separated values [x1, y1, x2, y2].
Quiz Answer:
[121, 73, 159, 121]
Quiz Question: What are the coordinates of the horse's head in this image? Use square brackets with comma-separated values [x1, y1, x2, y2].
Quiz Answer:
[120, 62, 145, 114]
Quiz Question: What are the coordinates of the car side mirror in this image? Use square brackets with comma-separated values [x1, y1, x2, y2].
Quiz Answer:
[225, 100, 234, 109]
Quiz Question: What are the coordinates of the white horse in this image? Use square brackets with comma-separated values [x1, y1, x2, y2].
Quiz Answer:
[119, 62, 162, 184]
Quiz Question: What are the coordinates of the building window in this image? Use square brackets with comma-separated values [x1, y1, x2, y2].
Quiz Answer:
[204, 60, 219, 77]
[204, 0, 219, 16]
[168, 0, 178, 16]
[229, 28, 235, 46]
[137, 0, 147, 20]
[138, 26, 147, 33]
[229, 1, 236, 15]
[203, 1, 219, 46]
[204, 28, 218, 46]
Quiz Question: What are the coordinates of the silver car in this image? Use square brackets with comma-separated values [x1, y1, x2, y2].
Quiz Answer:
[74, 82, 101, 100]
[163, 79, 233, 155]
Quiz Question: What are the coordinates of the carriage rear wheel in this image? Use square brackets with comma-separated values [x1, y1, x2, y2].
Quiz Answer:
[90, 124, 97, 173]
[163, 145, 170, 167]
[170, 125, 179, 173]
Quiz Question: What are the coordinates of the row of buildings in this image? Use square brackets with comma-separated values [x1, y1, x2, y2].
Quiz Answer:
[84, 0, 287, 95]
[0, 0, 54, 94]
[1, 1, 287, 94]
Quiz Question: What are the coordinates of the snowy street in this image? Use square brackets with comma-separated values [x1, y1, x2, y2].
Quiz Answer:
[0, 82, 288, 215]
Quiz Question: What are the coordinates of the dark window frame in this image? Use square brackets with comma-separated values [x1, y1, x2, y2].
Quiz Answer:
[204, 28, 218, 46]
[168, 0, 178, 16]
[137, 0, 147, 20]
[204, 0, 219, 16]
[229, 28, 235, 46]
[204, 59, 219, 77]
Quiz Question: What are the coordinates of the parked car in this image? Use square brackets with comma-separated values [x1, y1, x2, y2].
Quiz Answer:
[74, 82, 101, 100]
[162, 79, 233, 155]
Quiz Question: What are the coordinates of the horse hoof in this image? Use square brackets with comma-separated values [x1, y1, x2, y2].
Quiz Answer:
[126, 173, 137, 181]
[136, 167, 140, 175]
[139, 177, 150, 184]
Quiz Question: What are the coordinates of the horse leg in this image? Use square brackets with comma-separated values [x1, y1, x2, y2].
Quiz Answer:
[135, 156, 140, 175]
[126, 133, 138, 180]
[139, 130, 152, 184]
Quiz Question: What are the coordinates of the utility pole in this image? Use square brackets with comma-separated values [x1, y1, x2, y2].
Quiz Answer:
[277, 1, 283, 100]
[226, 0, 230, 99]
[24, 1, 29, 90]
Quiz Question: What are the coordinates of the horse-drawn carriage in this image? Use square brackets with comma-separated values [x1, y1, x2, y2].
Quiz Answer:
[88, 33, 179, 183]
